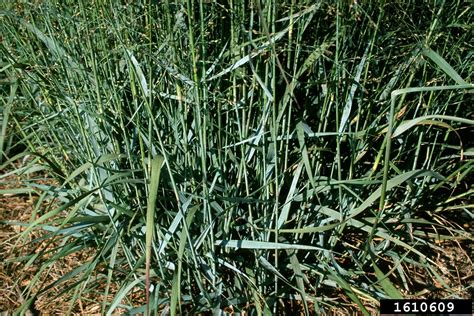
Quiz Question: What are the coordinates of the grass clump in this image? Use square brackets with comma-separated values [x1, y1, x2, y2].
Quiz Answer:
[0, 0, 472, 314]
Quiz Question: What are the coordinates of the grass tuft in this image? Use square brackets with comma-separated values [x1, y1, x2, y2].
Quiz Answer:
[0, 0, 472, 314]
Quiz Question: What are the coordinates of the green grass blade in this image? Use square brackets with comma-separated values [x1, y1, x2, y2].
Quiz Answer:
[392, 115, 473, 138]
[145, 155, 164, 316]
[0, 81, 17, 162]
[422, 48, 468, 85]
[215, 240, 327, 251]
[372, 260, 403, 299]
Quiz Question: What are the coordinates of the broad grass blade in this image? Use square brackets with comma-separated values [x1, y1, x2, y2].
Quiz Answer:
[145, 155, 164, 316]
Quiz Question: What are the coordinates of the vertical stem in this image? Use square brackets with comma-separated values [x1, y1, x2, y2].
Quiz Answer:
[335, 1, 343, 219]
